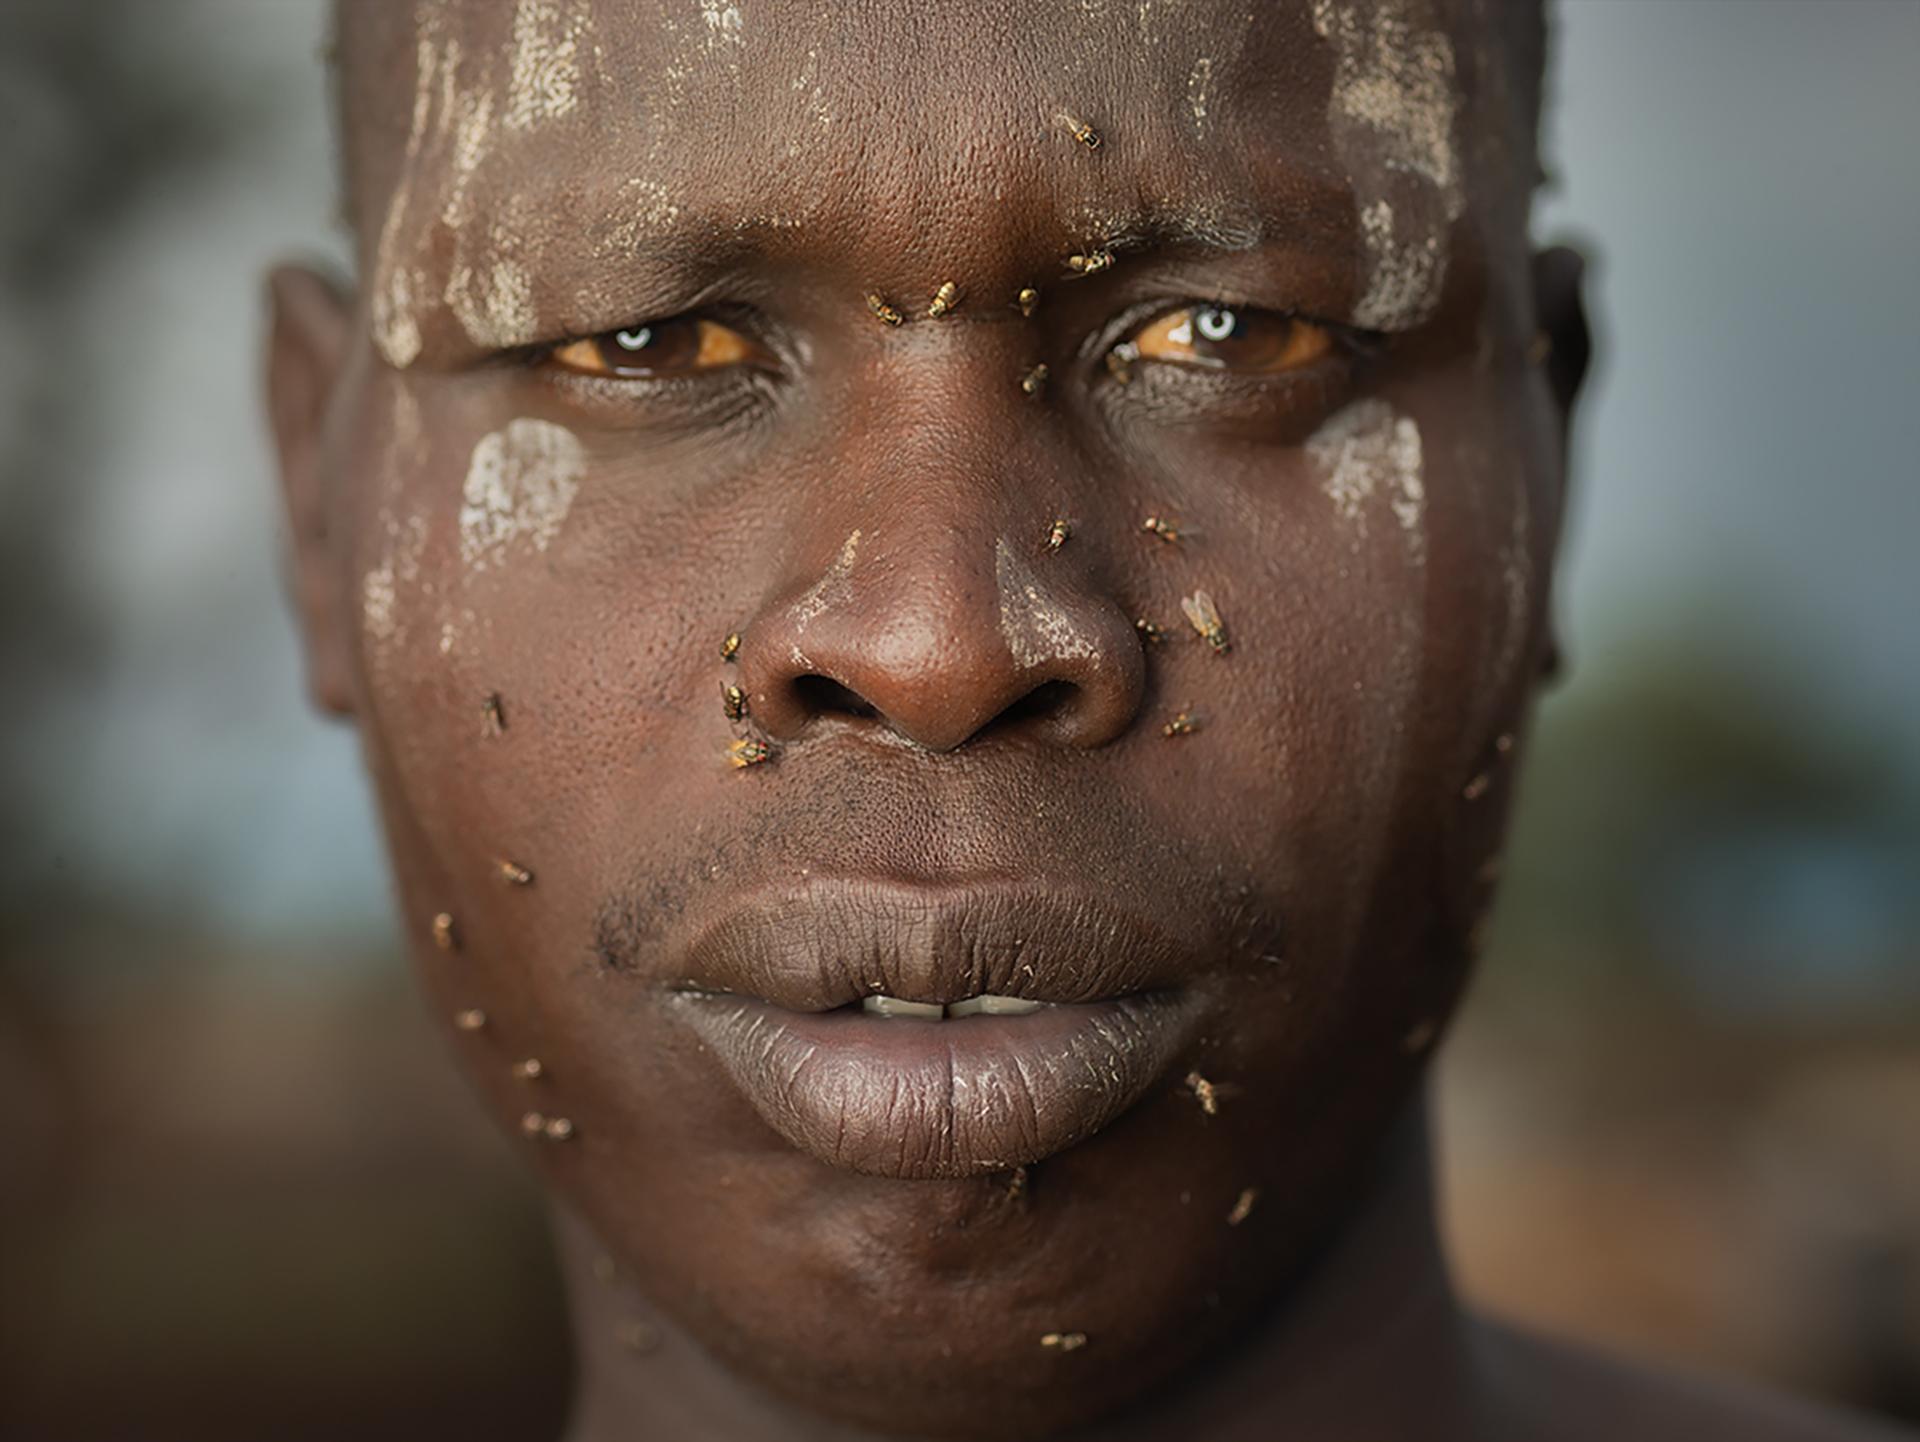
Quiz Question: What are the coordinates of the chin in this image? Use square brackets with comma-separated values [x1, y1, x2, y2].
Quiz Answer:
[548, 992, 1431, 1441]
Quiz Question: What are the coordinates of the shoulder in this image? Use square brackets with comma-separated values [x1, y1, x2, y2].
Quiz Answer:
[1475, 1316, 1918, 1442]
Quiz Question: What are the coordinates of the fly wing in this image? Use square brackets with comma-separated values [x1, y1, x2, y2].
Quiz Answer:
[1181, 591, 1216, 635]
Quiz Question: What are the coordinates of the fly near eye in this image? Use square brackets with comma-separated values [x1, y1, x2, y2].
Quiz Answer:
[1121, 304, 1333, 376]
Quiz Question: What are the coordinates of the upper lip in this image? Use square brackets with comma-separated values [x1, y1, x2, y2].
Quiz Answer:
[673, 877, 1193, 1011]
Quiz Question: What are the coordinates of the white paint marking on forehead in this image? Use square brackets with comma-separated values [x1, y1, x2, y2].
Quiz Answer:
[701, 0, 745, 50]
[996, 539, 1099, 671]
[1066, 195, 1265, 255]
[371, 29, 445, 369]
[1187, 56, 1214, 137]
[446, 249, 535, 354]
[505, 0, 590, 131]
[431, 55, 544, 353]
[599, 178, 684, 258]
[1307, 397, 1426, 563]
[1310, 0, 1464, 330]
[458, 419, 586, 571]
[787, 45, 835, 151]
[370, 4, 589, 362]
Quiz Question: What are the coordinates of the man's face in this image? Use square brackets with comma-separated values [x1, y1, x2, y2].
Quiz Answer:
[276, 0, 1565, 1433]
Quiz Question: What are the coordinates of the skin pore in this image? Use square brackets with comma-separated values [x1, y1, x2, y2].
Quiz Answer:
[266, 2, 1900, 1439]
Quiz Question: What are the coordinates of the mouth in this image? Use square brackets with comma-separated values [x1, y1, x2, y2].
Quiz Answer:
[665, 880, 1211, 1179]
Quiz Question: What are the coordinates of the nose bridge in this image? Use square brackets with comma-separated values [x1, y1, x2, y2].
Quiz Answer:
[798, 499, 1004, 684]
[741, 414, 1144, 752]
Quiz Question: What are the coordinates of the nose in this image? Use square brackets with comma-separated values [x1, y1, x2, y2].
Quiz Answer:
[741, 522, 1146, 753]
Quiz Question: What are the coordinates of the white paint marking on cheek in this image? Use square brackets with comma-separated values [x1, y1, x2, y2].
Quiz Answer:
[995, 539, 1099, 670]
[362, 513, 428, 646]
[792, 529, 862, 630]
[1388, 445, 1427, 564]
[363, 560, 398, 642]
[1310, 0, 1464, 331]
[458, 419, 586, 572]
[1306, 398, 1427, 563]
[504, 0, 590, 131]
[362, 386, 432, 647]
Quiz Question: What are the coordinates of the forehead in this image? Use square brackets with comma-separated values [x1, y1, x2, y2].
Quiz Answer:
[343, 0, 1508, 356]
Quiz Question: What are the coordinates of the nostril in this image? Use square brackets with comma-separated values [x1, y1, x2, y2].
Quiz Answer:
[999, 679, 1079, 730]
[792, 674, 881, 721]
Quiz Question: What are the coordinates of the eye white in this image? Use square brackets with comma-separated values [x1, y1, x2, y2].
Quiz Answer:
[1196, 308, 1237, 343]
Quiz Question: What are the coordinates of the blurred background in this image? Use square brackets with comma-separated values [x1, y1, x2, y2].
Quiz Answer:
[1, 1, 1915, 1437]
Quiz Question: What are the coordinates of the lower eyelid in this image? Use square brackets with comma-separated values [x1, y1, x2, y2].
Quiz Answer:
[538, 359, 783, 430]
[1098, 350, 1358, 436]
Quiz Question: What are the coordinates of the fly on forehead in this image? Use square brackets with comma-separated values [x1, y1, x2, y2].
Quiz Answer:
[1055, 110, 1102, 151]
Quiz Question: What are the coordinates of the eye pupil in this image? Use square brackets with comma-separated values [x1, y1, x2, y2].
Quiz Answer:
[1195, 307, 1239, 343]
[614, 327, 653, 351]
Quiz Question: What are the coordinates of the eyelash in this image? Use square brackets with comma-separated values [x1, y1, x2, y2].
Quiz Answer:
[516, 327, 785, 440]
[515, 300, 1382, 436]
[1075, 300, 1383, 443]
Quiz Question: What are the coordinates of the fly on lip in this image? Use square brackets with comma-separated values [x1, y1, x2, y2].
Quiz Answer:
[862, 994, 1048, 1019]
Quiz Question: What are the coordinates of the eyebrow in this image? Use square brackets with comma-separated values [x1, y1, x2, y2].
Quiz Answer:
[462, 151, 1364, 342]
[1098, 158, 1363, 257]
[570, 180, 1357, 272]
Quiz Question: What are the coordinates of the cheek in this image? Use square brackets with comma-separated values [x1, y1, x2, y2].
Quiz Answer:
[346, 396, 743, 965]
[1184, 376, 1540, 1025]
[350, 403, 599, 872]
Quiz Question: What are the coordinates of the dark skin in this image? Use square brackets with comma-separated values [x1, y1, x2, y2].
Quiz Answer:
[267, 3, 1907, 1439]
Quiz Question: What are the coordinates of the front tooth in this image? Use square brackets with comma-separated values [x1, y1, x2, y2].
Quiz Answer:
[947, 994, 1045, 1018]
[862, 995, 946, 1020]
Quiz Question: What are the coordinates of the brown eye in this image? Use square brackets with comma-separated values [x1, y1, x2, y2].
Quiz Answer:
[1126, 305, 1333, 374]
[547, 317, 763, 378]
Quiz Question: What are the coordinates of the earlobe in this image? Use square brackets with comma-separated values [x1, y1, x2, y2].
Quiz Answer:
[1531, 245, 1592, 433]
[1530, 246, 1591, 693]
[265, 263, 357, 717]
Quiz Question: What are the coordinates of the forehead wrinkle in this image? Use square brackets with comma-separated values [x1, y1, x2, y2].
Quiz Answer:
[353, 0, 1492, 336]
[404, 121, 1364, 334]
[616, 66, 1350, 279]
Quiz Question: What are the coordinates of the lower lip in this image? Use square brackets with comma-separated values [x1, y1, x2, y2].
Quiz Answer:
[671, 992, 1200, 1179]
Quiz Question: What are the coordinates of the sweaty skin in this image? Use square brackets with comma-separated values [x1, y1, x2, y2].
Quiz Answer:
[266, 3, 1907, 1440]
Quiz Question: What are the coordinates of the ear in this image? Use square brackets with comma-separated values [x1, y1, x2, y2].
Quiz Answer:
[1532, 245, 1592, 443]
[266, 263, 357, 717]
[1530, 245, 1592, 687]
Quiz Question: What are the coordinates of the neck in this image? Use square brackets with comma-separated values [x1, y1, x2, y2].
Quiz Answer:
[556, 1094, 1482, 1442]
